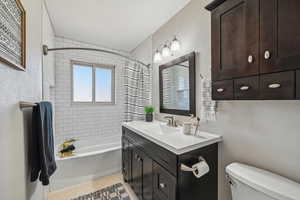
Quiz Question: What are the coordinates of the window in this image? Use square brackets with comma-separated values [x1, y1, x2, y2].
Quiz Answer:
[95, 67, 113, 102]
[73, 64, 93, 102]
[72, 61, 115, 104]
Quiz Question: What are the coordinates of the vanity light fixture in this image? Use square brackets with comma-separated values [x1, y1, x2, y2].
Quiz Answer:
[170, 36, 181, 52]
[154, 50, 162, 63]
[162, 44, 171, 57]
[153, 36, 181, 62]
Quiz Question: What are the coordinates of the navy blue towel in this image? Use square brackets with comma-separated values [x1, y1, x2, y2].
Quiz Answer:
[30, 101, 56, 186]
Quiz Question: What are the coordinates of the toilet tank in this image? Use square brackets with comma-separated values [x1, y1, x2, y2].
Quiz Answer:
[226, 163, 300, 200]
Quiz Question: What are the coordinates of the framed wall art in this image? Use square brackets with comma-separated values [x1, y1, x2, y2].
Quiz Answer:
[0, 0, 26, 70]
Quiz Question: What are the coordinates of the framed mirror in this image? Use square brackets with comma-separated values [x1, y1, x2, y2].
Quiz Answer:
[159, 52, 196, 116]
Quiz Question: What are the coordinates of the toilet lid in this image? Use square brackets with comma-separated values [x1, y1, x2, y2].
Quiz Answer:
[226, 163, 300, 200]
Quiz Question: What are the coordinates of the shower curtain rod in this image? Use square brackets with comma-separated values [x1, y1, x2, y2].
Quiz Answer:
[42, 45, 150, 68]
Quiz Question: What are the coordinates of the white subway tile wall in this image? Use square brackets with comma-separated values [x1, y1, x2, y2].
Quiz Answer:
[53, 37, 129, 149]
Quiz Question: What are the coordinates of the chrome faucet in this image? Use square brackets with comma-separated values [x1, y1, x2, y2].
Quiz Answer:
[164, 116, 177, 127]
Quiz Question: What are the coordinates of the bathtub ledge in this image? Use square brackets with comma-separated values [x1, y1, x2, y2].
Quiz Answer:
[55, 145, 122, 161]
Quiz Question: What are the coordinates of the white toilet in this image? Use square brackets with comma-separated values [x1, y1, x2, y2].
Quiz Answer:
[226, 163, 300, 200]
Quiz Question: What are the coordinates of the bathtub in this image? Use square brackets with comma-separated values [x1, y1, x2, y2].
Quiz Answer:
[50, 142, 122, 191]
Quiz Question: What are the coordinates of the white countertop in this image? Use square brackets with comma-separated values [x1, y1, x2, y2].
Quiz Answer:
[122, 121, 222, 155]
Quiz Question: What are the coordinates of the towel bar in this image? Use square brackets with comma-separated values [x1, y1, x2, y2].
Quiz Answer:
[19, 101, 37, 109]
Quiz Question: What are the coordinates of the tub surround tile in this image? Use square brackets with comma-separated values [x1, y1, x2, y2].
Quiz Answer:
[53, 37, 128, 148]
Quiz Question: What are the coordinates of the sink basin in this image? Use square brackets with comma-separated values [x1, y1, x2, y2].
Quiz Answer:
[128, 121, 207, 137]
[137, 122, 181, 135]
[159, 123, 181, 134]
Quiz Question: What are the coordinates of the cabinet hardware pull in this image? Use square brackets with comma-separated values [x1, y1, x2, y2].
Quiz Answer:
[248, 55, 254, 63]
[268, 83, 281, 89]
[264, 50, 271, 60]
[240, 86, 250, 91]
[159, 183, 166, 188]
[217, 88, 224, 93]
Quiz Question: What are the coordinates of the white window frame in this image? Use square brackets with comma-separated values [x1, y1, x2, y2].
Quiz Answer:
[71, 60, 115, 104]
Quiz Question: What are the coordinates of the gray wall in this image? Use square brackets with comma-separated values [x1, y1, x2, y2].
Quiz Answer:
[132, 0, 300, 199]
[42, 0, 56, 101]
[0, 0, 44, 199]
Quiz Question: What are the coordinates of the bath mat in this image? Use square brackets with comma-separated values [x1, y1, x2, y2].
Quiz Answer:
[71, 183, 130, 200]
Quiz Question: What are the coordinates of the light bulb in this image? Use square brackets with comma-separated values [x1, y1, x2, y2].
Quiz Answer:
[162, 44, 171, 57]
[171, 37, 181, 52]
[153, 50, 162, 63]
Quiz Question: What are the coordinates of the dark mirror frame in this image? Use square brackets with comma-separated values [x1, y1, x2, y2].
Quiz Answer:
[159, 52, 196, 116]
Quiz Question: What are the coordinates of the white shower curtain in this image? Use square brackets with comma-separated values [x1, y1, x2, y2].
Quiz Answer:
[124, 62, 151, 122]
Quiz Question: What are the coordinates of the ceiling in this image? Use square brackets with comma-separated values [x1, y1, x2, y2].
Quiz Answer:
[45, 0, 191, 52]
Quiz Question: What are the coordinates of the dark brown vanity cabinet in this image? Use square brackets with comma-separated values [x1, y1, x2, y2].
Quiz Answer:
[122, 136, 153, 200]
[207, 0, 300, 100]
[131, 146, 153, 200]
[131, 147, 143, 199]
[153, 162, 176, 200]
[122, 137, 131, 182]
[122, 127, 218, 200]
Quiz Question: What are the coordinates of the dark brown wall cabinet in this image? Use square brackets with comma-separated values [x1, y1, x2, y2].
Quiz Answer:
[297, 71, 300, 99]
[212, 80, 234, 100]
[235, 76, 259, 100]
[122, 127, 218, 200]
[260, 71, 295, 100]
[260, 0, 300, 74]
[206, 0, 300, 100]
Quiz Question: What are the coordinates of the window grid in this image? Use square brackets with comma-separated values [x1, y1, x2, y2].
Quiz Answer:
[71, 60, 115, 104]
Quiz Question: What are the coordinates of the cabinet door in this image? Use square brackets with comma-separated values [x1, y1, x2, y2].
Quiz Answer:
[260, 0, 300, 73]
[211, 0, 260, 81]
[131, 147, 143, 199]
[122, 137, 131, 182]
[153, 162, 176, 200]
[140, 151, 153, 200]
[131, 147, 153, 200]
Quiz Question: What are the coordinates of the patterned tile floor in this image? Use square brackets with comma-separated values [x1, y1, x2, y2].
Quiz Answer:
[48, 173, 138, 200]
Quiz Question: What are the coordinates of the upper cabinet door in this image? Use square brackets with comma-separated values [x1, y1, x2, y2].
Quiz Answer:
[260, 0, 300, 73]
[211, 0, 260, 81]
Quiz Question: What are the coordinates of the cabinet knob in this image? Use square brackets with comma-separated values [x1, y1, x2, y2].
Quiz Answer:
[264, 50, 271, 60]
[248, 55, 254, 63]
[217, 88, 224, 93]
[159, 183, 166, 189]
[240, 86, 250, 91]
[268, 83, 281, 89]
